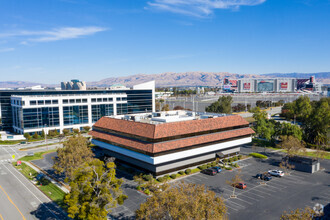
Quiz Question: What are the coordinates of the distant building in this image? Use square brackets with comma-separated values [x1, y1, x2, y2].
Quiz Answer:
[0, 81, 155, 134]
[237, 78, 296, 93]
[61, 79, 87, 90]
[90, 110, 254, 175]
[109, 84, 128, 90]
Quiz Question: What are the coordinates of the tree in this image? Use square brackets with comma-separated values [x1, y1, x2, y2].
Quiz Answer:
[161, 104, 169, 111]
[24, 133, 31, 140]
[280, 207, 315, 220]
[173, 105, 184, 110]
[83, 126, 91, 133]
[278, 135, 305, 157]
[226, 169, 243, 197]
[294, 96, 312, 121]
[53, 135, 94, 180]
[279, 123, 303, 141]
[62, 129, 70, 136]
[33, 132, 39, 139]
[136, 182, 227, 220]
[65, 159, 124, 220]
[41, 130, 45, 138]
[205, 96, 233, 114]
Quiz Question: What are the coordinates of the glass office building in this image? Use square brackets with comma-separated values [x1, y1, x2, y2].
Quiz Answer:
[0, 81, 155, 134]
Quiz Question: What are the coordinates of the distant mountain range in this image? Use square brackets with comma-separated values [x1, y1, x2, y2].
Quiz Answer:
[0, 72, 329, 88]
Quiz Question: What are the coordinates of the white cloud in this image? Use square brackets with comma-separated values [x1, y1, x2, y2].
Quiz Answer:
[0, 26, 107, 43]
[0, 48, 15, 53]
[146, 0, 266, 17]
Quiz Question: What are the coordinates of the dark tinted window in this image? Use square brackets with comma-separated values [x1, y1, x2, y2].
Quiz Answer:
[52, 100, 58, 104]
[38, 100, 44, 105]
[45, 100, 51, 104]
[63, 99, 68, 104]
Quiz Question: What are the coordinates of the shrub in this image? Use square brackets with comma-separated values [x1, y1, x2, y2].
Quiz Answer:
[83, 126, 91, 132]
[225, 167, 232, 170]
[143, 174, 153, 181]
[32, 132, 39, 139]
[249, 153, 268, 159]
[178, 171, 185, 175]
[144, 189, 150, 195]
[24, 133, 31, 140]
[185, 169, 191, 175]
[164, 175, 170, 180]
[62, 129, 70, 136]
[228, 158, 233, 162]
[73, 129, 80, 134]
[233, 156, 238, 161]
[207, 164, 211, 168]
[211, 161, 217, 166]
[234, 163, 239, 168]
[197, 166, 203, 170]
[223, 159, 228, 163]
[170, 174, 177, 179]
[117, 195, 128, 205]
[157, 177, 164, 182]
[238, 155, 242, 160]
[136, 185, 142, 191]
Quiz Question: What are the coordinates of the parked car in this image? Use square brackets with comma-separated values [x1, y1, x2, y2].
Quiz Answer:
[236, 182, 247, 189]
[268, 170, 284, 177]
[203, 168, 217, 176]
[256, 173, 272, 181]
[212, 166, 222, 173]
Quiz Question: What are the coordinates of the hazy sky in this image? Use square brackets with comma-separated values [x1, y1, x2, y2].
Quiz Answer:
[0, 0, 329, 83]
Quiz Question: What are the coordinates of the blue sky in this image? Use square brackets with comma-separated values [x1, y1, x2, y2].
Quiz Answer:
[0, 0, 329, 84]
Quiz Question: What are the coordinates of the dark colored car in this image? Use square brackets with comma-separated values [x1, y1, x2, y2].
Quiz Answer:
[203, 168, 217, 176]
[236, 182, 247, 189]
[212, 166, 222, 173]
[256, 173, 272, 181]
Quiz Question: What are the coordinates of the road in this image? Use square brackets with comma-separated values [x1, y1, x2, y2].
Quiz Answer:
[0, 162, 67, 220]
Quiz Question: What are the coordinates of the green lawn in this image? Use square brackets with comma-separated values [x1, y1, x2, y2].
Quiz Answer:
[19, 149, 57, 161]
[249, 152, 268, 159]
[13, 162, 66, 208]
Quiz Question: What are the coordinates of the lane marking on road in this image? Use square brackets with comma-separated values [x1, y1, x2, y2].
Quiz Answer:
[0, 164, 61, 220]
[8, 146, 21, 158]
[258, 185, 277, 193]
[242, 191, 265, 198]
[0, 185, 26, 220]
[225, 203, 239, 212]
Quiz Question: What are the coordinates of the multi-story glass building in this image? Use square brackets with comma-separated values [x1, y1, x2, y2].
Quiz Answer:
[0, 81, 155, 134]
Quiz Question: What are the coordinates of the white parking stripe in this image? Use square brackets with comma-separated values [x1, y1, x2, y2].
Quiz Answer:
[232, 197, 253, 205]
[237, 193, 259, 201]
[241, 189, 265, 198]
[225, 203, 239, 212]
[226, 199, 246, 208]
[258, 185, 278, 192]
[249, 187, 272, 196]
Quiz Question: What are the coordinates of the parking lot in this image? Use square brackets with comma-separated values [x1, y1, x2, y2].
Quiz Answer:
[182, 157, 330, 220]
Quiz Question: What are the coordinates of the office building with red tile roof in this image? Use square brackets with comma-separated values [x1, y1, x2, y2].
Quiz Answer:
[90, 110, 254, 175]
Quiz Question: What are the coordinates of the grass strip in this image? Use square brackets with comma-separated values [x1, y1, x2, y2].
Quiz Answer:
[19, 149, 57, 161]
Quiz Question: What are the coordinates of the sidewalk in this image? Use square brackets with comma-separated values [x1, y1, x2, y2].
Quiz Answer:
[23, 161, 70, 193]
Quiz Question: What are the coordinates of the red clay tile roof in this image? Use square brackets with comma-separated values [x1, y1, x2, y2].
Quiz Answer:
[92, 115, 250, 139]
[90, 127, 254, 154]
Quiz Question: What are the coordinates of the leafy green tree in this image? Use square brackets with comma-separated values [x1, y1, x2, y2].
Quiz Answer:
[24, 133, 31, 140]
[136, 182, 227, 220]
[32, 132, 39, 139]
[83, 126, 91, 133]
[53, 135, 94, 180]
[294, 96, 312, 121]
[41, 130, 45, 138]
[302, 98, 330, 146]
[205, 96, 233, 114]
[279, 123, 303, 141]
[65, 159, 124, 220]
[62, 129, 70, 136]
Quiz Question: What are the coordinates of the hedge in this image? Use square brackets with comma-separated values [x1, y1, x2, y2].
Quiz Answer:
[185, 169, 191, 174]
[249, 153, 268, 159]
[170, 174, 177, 179]
[178, 171, 185, 175]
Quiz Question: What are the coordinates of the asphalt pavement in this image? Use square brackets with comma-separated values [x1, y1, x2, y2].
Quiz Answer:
[0, 162, 67, 220]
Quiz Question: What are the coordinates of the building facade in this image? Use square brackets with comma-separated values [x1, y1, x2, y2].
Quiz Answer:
[0, 81, 155, 134]
[61, 79, 87, 90]
[90, 111, 254, 175]
[237, 78, 296, 93]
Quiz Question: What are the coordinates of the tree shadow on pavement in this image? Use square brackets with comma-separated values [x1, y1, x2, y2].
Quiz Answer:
[30, 201, 68, 220]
